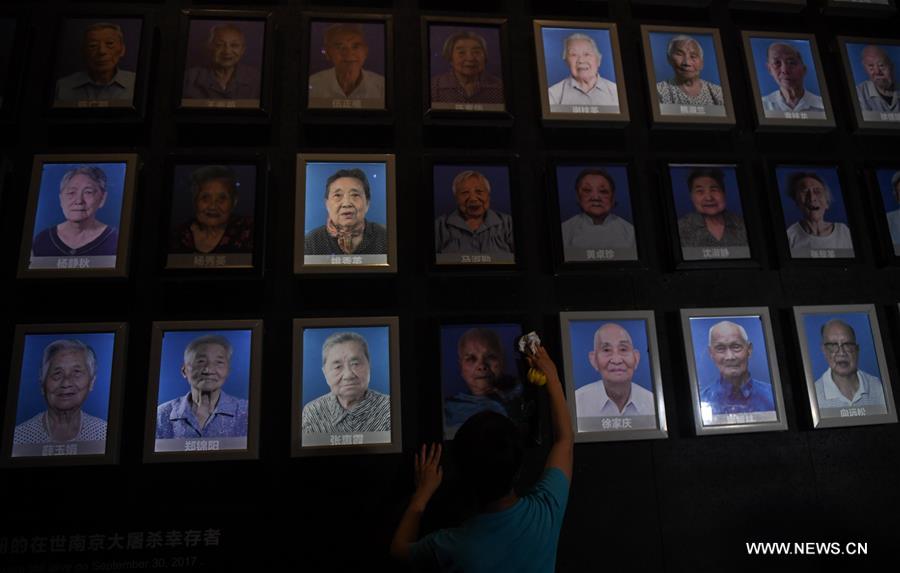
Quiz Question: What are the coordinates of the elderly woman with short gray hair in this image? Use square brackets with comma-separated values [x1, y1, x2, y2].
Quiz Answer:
[656, 35, 724, 106]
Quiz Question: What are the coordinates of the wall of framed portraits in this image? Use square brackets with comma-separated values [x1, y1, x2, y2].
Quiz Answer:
[1, 0, 899, 571]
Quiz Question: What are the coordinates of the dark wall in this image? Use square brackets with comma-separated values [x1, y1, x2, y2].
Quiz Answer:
[1, 1, 898, 572]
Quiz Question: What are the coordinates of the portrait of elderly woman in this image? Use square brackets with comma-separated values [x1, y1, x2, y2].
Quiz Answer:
[672, 166, 749, 260]
[307, 21, 386, 108]
[434, 167, 515, 263]
[442, 326, 527, 440]
[543, 29, 619, 111]
[557, 166, 636, 261]
[304, 167, 388, 256]
[13, 338, 109, 449]
[301, 331, 391, 439]
[650, 31, 726, 115]
[181, 20, 264, 106]
[780, 169, 855, 258]
[168, 165, 254, 264]
[156, 334, 250, 441]
[30, 164, 121, 262]
[429, 25, 505, 110]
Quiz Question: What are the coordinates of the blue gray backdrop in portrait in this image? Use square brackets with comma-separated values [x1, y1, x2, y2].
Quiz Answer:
[15, 332, 116, 424]
[669, 165, 742, 218]
[877, 168, 900, 221]
[301, 326, 391, 407]
[308, 21, 386, 75]
[54, 18, 142, 78]
[689, 316, 772, 387]
[845, 42, 900, 85]
[556, 164, 632, 222]
[802, 312, 882, 380]
[304, 161, 388, 232]
[776, 166, 849, 227]
[32, 162, 128, 242]
[429, 25, 503, 79]
[440, 323, 521, 398]
[185, 19, 265, 72]
[433, 164, 511, 218]
[649, 31, 722, 85]
[540, 27, 617, 85]
[566, 319, 653, 393]
[156, 329, 253, 404]
[750, 37, 823, 97]
[170, 164, 256, 226]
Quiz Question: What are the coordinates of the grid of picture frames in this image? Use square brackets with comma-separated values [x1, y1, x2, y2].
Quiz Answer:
[1, 1, 899, 467]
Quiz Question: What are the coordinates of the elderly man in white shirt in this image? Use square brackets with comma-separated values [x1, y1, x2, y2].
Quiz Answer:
[813, 319, 886, 410]
[761, 42, 824, 113]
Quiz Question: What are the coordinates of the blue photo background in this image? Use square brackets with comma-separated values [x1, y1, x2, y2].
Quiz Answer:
[15, 332, 116, 424]
[308, 21, 386, 75]
[556, 165, 633, 223]
[433, 164, 511, 218]
[567, 319, 653, 393]
[301, 325, 391, 407]
[540, 27, 617, 85]
[429, 25, 503, 80]
[776, 166, 848, 228]
[669, 164, 742, 218]
[877, 168, 900, 215]
[688, 316, 772, 388]
[749, 37, 823, 97]
[157, 329, 253, 405]
[304, 161, 387, 232]
[801, 312, 881, 381]
[648, 31, 722, 85]
[32, 162, 128, 244]
[440, 323, 521, 398]
[844, 42, 900, 87]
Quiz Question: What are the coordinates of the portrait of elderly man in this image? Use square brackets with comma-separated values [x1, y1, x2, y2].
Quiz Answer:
[431, 29, 504, 106]
[32, 165, 118, 258]
[302, 332, 391, 435]
[761, 42, 824, 113]
[656, 34, 724, 107]
[182, 22, 261, 102]
[885, 171, 900, 245]
[55, 22, 136, 104]
[784, 171, 853, 255]
[305, 168, 388, 255]
[13, 339, 107, 445]
[855, 45, 899, 115]
[575, 323, 654, 417]
[676, 167, 747, 249]
[434, 170, 514, 256]
[547, 32, 618, 109]
[443, 328, 525, 435]
[156, 334, 249, 439]
[814, 319, 886, 410]
[308, 23, 385, 104]
[560, 168, 634, 251]
[699, 321, 775, 415]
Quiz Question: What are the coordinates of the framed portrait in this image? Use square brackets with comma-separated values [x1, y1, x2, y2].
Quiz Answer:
[681, 307, 788, 435]
[794, 304, 897, 428]
[873, 167, 900, 256]
[742, 31, 835, 129]
[838, 37, 900, 131]
[17, 154, 139, 278]
[532, 20, 629, 123]
[793, 305, 897, 428]
[305, 14, 391, 111]
[144, 320, 262, 462]
[667, 163, 752, 261]
[294, 153, 397, 273]
[433, 162, 516, 265]
[554, 163, 638, 263]
[440, 322, 534, 440]
[559, 311, 667, 442]
[424, 16, 508, 114]
[49, 15, 148, 112]
[641, 25, 735, 126]
[291, 317, 401, 456]
[164, 157, 265, 270]
[773, 164, 855, 260]
[1, 323, 127, 467]
[176, 10, 271, 112]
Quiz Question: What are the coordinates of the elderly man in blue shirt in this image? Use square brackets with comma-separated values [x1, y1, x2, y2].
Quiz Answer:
[55, 22, 135, 105]
[700, 321, 774, 415]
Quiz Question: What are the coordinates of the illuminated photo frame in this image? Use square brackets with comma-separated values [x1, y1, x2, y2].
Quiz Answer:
[838, 37, 900, 131]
